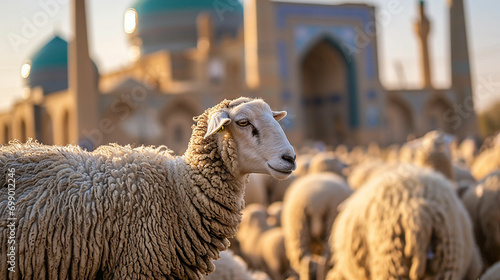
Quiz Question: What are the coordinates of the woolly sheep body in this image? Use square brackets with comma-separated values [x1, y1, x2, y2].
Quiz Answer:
[0, 98, 295, 280]
[203, 250, 270, 280]
[327, 165, 481, 280]
[245, 174, 268, 206]
[481, 261, 500, 280]
[471, 147, 500, 180]
[235, 205, 290, 280]
[462, 171, 500, 268]
[307, 152, 346, 177]
[282, 173, 352, 277]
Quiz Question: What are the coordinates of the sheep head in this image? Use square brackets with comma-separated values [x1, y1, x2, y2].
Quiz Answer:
[204, 97, 296, 180]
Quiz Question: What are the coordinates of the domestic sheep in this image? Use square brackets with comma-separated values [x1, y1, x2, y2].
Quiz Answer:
[294, 153, 314, 177]
[282, 173, 352, 279]
[245, 174, 268, 206]
[346, 159, 386, 190]
[462, 171, 500, 269]
[0, 97, 296, 280]
[480, 261, 500, 280]
[263, 174, 296, 204]
[235, 205, 291, 280]
[327, 164, 482, 280]
[413, 130, 455, 180]
[202, 250, 270, 280]
[471, 146, 500, 180]
[267, 201, 283, 227]
[308, 152, 347, 177]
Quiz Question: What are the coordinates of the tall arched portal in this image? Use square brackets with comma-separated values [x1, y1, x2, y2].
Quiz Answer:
[300, 38, 357, 146]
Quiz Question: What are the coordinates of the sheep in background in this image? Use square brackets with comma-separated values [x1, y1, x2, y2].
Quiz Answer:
[235, 205, 290, 280]
[0, 97, 296, 280]
[456, 137, 478, 167]
[383, 144, 400, 163]
[264, 174, 296, 204]
[453, 163, 477, 197]
[471, 146, 500, 180]
[348, 146, 366, 165]
[294, 153, 314, 177]
[245, 174, 268, 207]
[480, 261, 500, 280]
[267, 201, 283, 227]
[462, 171, 500, 269]
[413, 130, 455, 180]
[327, 164, 482, 280]
[203, 250, 270, 280]
[347, 159, 386, 190]
[308, 152, 347, 178]
[282, 173, 352, 279]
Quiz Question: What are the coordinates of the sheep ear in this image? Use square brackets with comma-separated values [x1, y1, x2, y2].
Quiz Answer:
[273, 110, 287, 121]
[205, 111, 231, 138]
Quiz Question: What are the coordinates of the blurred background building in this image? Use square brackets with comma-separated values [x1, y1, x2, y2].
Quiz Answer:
[0, 0, 477, 153]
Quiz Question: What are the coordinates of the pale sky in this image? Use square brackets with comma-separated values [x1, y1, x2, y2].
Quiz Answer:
[0, 0, 499, 112]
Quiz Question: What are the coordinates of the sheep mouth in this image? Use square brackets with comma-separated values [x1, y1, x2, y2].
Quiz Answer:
[267, 164, 293, 175]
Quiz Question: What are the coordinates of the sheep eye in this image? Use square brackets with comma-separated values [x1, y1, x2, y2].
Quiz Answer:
[236, 120, 249, 127]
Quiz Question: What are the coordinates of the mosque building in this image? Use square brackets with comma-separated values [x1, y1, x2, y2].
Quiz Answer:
[0, 0, 476, 154]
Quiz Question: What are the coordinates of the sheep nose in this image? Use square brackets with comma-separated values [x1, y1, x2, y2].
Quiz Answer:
[281, 154, 296, 165]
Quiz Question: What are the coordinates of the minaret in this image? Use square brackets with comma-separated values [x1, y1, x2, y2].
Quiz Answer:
[69, 0, 99, 149]
[415, 0, 432, 89]
[449, 0, 476, 137]
[244, 0, 280, 107]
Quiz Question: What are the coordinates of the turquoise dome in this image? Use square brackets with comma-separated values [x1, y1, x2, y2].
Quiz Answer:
[128, 0, 244, 54]
[132, 0, 242, 15]
[25, 36, 98, 95]
[30, 36, 68, 72]
[26, 36, 69, 95]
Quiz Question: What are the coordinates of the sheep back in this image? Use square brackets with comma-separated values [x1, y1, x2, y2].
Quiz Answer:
[282, 173, 352, 273]
[328, 165, 480, 280]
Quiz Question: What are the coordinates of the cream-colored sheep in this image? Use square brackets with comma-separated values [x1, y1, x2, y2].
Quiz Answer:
[413, 130, 455, 180]
[263, 173, 296, 204]
[267, 201, 283, 227]
[294, 153, 314, 177]
[235, 205, 290, 280]
[456, 137, 478, 167]
[480, 261, 500, 280]
[203, 250, 270, 280]
[462, 171, 500, 269]
[327, 164, 482, 280]
[245, 174, 268, 206]
[308, 151, 347, 177]
[346, 159, 386, 190]
[282, 173, 352, 279]
[0, 97, 296, 280]
[471, 146, 500, 180]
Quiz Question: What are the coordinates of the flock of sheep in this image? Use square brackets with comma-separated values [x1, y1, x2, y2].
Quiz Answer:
[228, 130, 500, 280]
[1, 97, 500, 279]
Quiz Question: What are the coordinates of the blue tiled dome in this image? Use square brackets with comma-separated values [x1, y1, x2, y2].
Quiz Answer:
[26, 36, 69, 95]
[127, 0, 244, 54]
[24, 36, 99, 95]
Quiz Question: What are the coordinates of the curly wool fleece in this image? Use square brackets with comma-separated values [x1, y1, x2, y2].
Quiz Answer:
[0, 99, 249, 280]
[328, 164, 480, 280]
